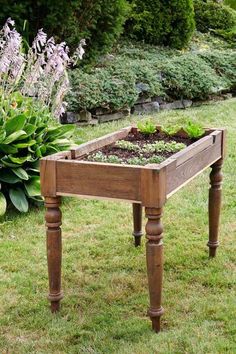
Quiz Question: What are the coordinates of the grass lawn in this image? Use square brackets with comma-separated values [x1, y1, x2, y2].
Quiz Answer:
[0, 98, 235, 353]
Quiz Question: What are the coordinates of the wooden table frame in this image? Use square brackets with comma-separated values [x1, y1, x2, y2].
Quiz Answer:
[40, 126, 226, 333]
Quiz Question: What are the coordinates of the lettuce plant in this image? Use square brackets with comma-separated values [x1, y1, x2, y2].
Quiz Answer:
[0, 92, 75, 215]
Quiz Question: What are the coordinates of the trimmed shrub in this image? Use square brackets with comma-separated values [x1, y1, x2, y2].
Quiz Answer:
[160, 54, 228, 99]
[126, 0, 195, 49]
[67, 43, 236, 113]
[194, 0, 236, 32]
[0, 0, 129, 61]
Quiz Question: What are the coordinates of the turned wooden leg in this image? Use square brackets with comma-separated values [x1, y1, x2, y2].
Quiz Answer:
[132, 203, 143, 247]
[208, 159, 223, 257]
[45, 197, 63, 312]
[145, 207, 164, 333]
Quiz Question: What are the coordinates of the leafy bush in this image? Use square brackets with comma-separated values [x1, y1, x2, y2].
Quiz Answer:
[224, 0, 236, 10]
[126, 0, 195, 49]
[160, 54, 228, 99]
[0, 0, 129, 62]
[0, 92, 74, 215]
[199, 50, 236, 90]
[194, 0, 236, 32]
[68, 68, 138, 112]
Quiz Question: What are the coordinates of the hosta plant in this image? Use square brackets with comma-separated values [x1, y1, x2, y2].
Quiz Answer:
[0, 92, 75, 215]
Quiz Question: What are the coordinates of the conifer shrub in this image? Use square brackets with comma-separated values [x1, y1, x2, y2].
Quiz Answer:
[0, 0, 129, 61]
[126, 0, 195, 49]
[194, 0, 236, 32]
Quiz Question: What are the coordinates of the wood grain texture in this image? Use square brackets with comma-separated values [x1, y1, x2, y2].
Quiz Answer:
[56, 160, 142, 201]
[141, 166, 166, 207]
[70, 127, 132, 159]
[166, 131, 222, 196]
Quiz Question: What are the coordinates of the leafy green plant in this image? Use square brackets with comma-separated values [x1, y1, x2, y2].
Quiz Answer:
[0, 92, 75, 214]
[183, 121, 205, 138]
[115, 140, 139, 151]
[143, 141, 186, 153]
[137, 120, 157, 134]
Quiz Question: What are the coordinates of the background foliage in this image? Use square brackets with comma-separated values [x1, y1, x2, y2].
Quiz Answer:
[0, 0, 129, 62]
[126, 0, 195, 49]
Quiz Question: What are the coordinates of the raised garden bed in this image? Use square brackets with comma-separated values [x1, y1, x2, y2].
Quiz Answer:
[40, 125, 226, 333]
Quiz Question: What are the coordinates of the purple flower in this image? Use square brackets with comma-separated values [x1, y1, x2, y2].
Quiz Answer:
[32, 29, 47, 52]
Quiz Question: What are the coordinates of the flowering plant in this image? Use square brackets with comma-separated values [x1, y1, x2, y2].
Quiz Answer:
[0, 18, 85, 118]
[0, 19, 85, 215]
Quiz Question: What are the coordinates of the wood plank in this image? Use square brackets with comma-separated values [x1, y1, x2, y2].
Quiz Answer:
[56, 160, 141, 201]
[70, 126, 132, 159]
[166, 132, 222, 195]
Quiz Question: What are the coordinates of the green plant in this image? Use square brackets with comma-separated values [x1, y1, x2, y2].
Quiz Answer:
[0, 92, 75, 214]
[161, 54, 228, 99]
[126, 0, 195, 49]
[137, 120, 156, 134]
[224, 0, 236, 10]
[115, 140, 139, 151]
[194, 0, 236, 33]
[183, 121, 205, 138]
[0, 0, 129, 62]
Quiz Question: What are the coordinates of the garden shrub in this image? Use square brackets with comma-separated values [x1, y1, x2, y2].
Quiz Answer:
[67, 44, 236, 113]
[0, 92, 75, 215]
[160, 54, 228, 99]
[199, 50, 236, 90]
[194, 0, 236, 32]
[224, 0, 236, 10]
[0, 0, 129, 62]
[126, 0, 195, 49]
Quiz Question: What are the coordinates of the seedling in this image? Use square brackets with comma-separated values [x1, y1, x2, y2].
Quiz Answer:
[137, 120, 157, 135]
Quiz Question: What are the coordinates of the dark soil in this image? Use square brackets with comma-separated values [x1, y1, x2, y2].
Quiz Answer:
[81, 131, 195, 164]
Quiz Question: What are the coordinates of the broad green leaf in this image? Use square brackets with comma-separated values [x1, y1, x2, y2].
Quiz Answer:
[0, 192, 7, 216]
[9, 155, 29, 164]
[5, 114, 26, 135]
[24, 124, 37, 136]
[9, 187, 28, 212]
[0, 130, 6, 143]
[1, 157, 22, 168]
[3, 130, 27, 144]
[0, 169, 21, 183]
[0, 144, 18, 154]
[45, 125, 75, 141]
[24, 176, 41, 197]
[13, 139, 36, 148]
[12, 167, 29, 180]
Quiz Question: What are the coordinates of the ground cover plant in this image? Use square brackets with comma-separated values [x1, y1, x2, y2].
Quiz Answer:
[67, 35, 236, 113]
[0, 98, 235, 352]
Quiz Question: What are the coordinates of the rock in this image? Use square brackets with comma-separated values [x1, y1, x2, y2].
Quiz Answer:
[136, 82, 150, 94]
[97, 109, 130, 123]
[160, 100, 192, 110]
[78, 110, 92, 122]
[151, 96, 165, 104]
[60, 112, 80, 124]
[136, 95, 152, 104]
[95, 107, 112, 116]
[134, 101, 160, 114]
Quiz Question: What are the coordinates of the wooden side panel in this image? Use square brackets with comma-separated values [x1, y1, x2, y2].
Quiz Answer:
[70, 127, 131, 159]
[166, 132, 222, 196]
[56, 160, 141, 201]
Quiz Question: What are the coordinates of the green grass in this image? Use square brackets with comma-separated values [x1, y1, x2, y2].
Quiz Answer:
[0, 99, 236, 353]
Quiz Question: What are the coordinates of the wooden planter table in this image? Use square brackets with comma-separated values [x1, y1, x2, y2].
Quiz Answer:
[40, 126, 226, 333]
